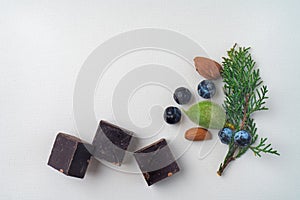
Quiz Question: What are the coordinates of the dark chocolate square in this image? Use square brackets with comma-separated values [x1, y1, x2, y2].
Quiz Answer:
[48, 133, 93, 178]
[92, 120, 134, 166]
[134, 139, 180, 186]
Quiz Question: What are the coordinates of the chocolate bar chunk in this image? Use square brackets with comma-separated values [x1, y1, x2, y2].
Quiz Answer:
[48, 133, 93, 178]
[92, 120, 134, 166]
[134, 139, 180, 186]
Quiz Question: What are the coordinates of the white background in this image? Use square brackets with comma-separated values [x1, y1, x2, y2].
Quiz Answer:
[1, 0, 300, 199]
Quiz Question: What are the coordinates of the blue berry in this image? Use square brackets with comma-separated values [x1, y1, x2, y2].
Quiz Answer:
[164, 106, 181, 124]
[173, 87, 192, 105]
[234, 130, 252, 147]
[197, 80, 216, 99]
[218, 128, 233, 144]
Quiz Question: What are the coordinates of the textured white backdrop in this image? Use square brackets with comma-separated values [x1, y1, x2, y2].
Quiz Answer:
[0, 0, 299, 199]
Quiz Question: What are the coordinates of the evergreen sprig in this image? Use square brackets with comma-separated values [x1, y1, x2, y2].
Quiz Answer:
[250, 138, 280, 157]
[217, 44, 279, 176]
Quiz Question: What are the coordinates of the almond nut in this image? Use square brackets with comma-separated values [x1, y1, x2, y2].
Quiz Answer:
[194, 57, 222, 80]
[185, 127, 211, 141]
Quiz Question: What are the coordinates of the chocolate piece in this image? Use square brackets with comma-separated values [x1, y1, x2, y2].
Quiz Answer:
[92, 120, 134, 166]
[134, 139, 180, 186]
[48, 133, 93, 178]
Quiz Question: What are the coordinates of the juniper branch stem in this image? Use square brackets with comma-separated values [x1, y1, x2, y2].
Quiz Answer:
[240, 94, 250, 130]
[217, 145, 238, 176]
[218, 94, 250, 176]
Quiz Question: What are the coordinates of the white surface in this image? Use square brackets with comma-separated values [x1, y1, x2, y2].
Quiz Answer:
[1, 0, 300, 199]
